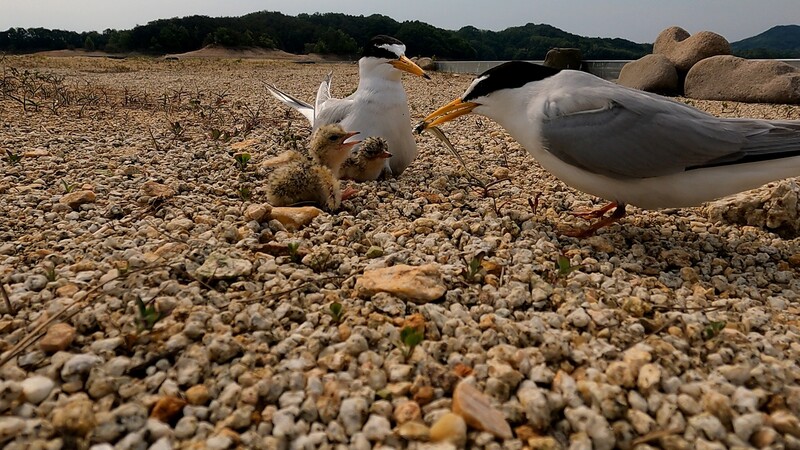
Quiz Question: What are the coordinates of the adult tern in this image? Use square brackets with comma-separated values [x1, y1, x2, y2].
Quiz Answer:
[266, 35, 429, 179]
[419, 61, 800, 236]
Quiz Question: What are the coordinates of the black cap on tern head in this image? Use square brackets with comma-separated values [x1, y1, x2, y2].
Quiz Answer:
[363, 35, 407, 59]
[463, 61, 561, 101]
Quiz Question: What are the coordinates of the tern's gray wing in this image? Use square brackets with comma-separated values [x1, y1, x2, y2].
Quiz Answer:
[312, 97, 354, 131]
[539, 86, 800, 179]
[265, 83, 315, 125]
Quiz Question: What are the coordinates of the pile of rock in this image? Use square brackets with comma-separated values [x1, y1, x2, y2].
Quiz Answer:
[619, 26, 800, 103]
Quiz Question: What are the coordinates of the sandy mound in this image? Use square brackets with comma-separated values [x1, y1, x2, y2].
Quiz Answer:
[164, 45, 316, 61]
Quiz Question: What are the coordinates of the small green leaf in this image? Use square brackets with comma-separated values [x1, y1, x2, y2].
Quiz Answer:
[702, 321, 726, 340]
[329, 301, 344, 323]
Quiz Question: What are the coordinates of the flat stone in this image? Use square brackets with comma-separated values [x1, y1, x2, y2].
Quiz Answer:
[244, 203, 272, 223]
[59, 190, 96, 209]
[452, 380, 512, 439]
[430, 412, 467, 446]
[140, 181, 175, 199]
[150, 396, 187, 423]
[186, 384, 210, 405]
[0, 417, 25, 444]
[355, 264, 446, 303]
[193, 251, 252, 280]
[52, 396, 96, 436]
[21, 376, 55, 404]
[270, 206, 323, 231]
[39, 323, 76, 353]
[396, 420, 431, 441]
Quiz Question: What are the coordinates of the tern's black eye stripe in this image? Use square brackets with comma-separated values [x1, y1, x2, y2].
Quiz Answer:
[363, 35, 405, 59]
[464, 61, 561, 101]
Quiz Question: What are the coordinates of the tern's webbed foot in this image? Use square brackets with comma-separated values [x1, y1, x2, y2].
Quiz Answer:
[341, 186, 359, 200]
[561, 203, 627, 238]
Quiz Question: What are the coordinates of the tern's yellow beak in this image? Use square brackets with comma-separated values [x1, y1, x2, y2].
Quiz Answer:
[390, 56, 431, 79]
[417, 98, 479, 132]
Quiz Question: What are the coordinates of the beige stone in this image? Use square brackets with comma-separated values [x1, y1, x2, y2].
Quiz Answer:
[59, 190, 96, 209]
[244, 203, 272, 223]
[39, 323, 76, 353]
[617, 54, 679, 94]
[653, 26, 731, 71]
[270, 206, 323, 231]
[430, 412, 467, 446]
[685, 55, 800, 104]
[452, 380, 513, 439]
[140, 181, 175, 199]
[355, 264, 446, 303]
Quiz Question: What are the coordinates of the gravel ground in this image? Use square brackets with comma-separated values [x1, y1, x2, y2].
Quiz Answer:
[1, 55, 800, 450]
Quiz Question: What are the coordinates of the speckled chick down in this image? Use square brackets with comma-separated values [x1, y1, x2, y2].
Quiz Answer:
[340, 136, 392, 181]
[266, 124, 358, 211]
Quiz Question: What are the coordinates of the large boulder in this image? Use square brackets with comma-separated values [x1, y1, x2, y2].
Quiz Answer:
[685, 55, 800, 103]
[416, 57, 436, 71]
[617, 54, 679, 94]
[705, 179, 800, 238]
[653, 26, 731, 72]
[544, 48, 583, 70]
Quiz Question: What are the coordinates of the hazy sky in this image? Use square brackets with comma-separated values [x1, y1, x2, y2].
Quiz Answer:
[2, 1, 798, 43]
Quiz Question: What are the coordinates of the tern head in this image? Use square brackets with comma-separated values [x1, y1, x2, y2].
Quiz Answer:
[311, 124, 361, 169]
[418, 61, 561, 131]
[362, 35, 430, 79]
[360, 136, 392, 160]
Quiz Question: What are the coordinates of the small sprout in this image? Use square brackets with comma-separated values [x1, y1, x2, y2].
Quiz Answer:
[702, 321, 726, 340]
[234, 152, 251, 171]
[237, 186, 251, 201]
[399, 325, 425, 361]
[556, 254, 580, 278]
[287, 242, 301, 263]
[376, 388, 392, 400]
[5, 151, 22, 165]
[208, 128, 233, 143]
[464, 251, 486, 282]
[43, 264, 57, 282]
[328, 301, 344, 323]
[136, 297, 165, 331]
[60, 179, 74, 194]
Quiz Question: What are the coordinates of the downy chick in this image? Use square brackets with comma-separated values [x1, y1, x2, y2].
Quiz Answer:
[266, 124, 359, 211]
[339, 136, 393, 181]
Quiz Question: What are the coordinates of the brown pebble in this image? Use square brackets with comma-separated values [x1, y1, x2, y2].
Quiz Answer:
[39, 323, 76, 353]
[150, 396, 186, 423]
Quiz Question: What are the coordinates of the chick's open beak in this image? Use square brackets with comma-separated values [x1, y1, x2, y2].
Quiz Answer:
[342, 131, 361, 148]
[390, 56, 431, 79]
[416, 98, 479, 132]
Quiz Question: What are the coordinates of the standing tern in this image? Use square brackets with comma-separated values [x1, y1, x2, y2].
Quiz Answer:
[266, 35, 429, 179]
[418, 61, 800, 236]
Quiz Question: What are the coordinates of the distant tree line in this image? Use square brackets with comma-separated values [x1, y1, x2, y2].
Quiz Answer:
[5, 11, 794, 60]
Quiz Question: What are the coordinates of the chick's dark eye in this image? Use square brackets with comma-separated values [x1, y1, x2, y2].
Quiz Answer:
[329, 135, 338, 141]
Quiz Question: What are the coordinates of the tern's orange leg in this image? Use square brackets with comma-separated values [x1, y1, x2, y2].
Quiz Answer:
[562, 203, 627, 238]
[341, 186, 359, 200]
[570, 201, 619, 220]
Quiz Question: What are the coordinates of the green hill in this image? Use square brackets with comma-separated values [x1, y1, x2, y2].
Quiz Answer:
[0, 11, 650, 60]
[731, 25, 800, 58]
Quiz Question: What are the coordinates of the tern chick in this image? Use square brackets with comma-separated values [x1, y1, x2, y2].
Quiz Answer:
[339, 136, 393, 181]
[266, 124, 360, 211]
